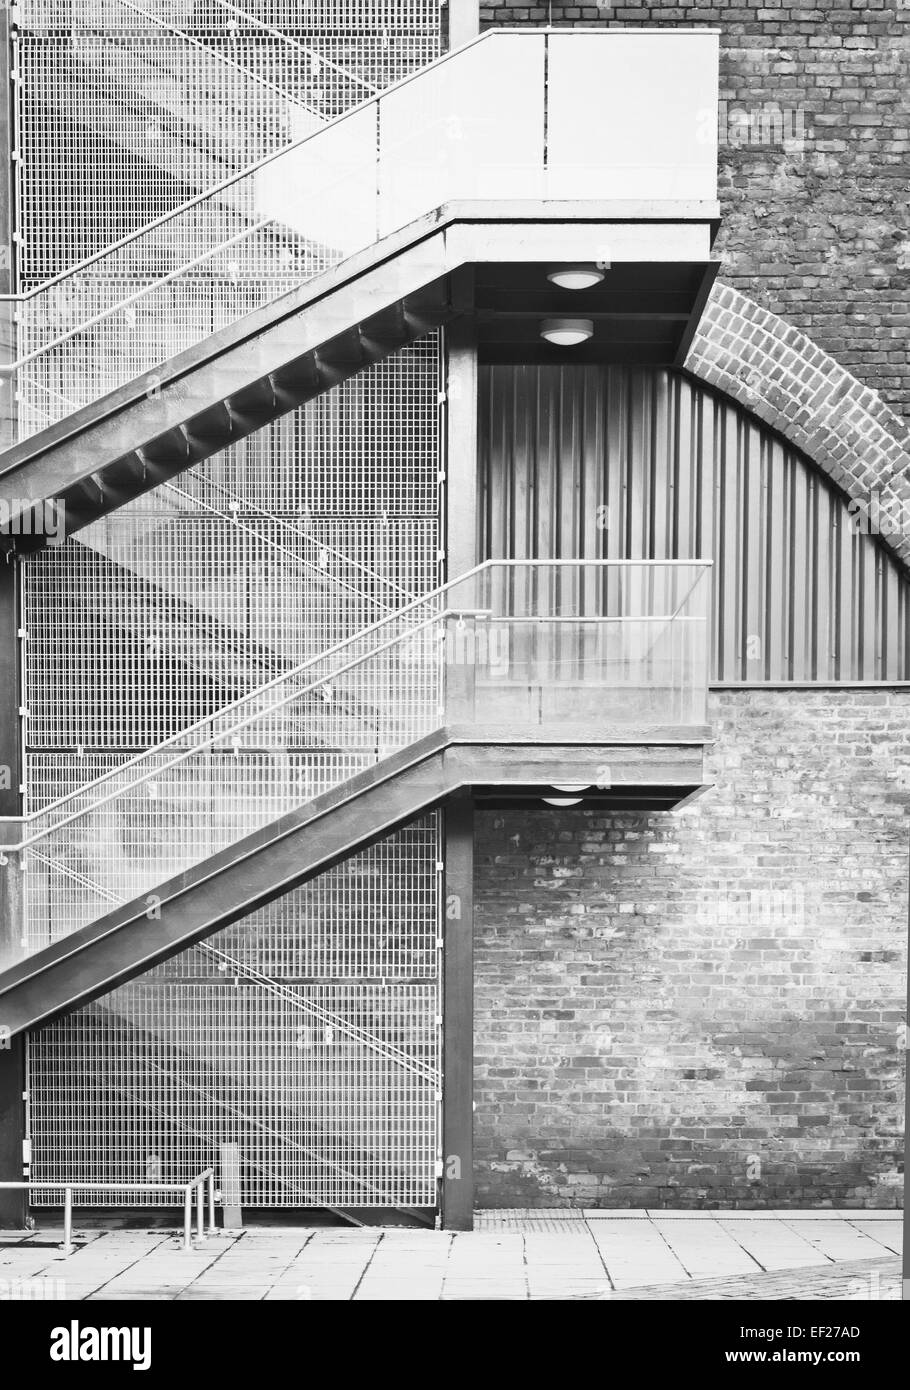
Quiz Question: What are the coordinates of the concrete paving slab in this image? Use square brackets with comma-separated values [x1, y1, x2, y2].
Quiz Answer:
[649, 1218, 765, 1279]
[779, 1217, 894, 1262]
[843, 1219, 902, 1255]
[716, 1217, 832, 1271]
[2, 1211, 899, 1299]
[588, 1218, 689, 1289]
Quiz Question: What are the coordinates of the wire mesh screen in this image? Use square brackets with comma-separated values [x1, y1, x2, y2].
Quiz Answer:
[19, 0, 444, 1217]
[22, 336, 441, 756]
[28, 814, 441, 1208]
[16, 1, 442, 283]
[156, 817, 441, 981]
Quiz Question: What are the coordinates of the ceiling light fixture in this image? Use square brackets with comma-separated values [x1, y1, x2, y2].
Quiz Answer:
[540, 317, 594, 347]
[542, 796, 584, 807]
[547, 264, 606, 291]
[550, 784, 590, 794]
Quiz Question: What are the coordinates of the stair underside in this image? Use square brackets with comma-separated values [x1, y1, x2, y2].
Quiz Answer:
[0, 204, 717, 550]
[0, 731, 708, 1035]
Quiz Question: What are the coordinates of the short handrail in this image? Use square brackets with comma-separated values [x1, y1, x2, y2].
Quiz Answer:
[0, 1171, 217, 1253]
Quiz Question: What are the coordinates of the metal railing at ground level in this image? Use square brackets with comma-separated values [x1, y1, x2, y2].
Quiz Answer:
[0, 1170, 217, 1253]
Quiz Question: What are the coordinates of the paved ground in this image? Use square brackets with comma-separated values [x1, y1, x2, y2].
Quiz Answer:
[0, 1210, 901, 1300]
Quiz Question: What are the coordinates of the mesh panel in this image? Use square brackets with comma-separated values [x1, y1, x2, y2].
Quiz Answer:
[21, 0, 444, 1214]
[22, 336, 441, 755]
[16, 1, 442, 282]
[29, 812, 441, 1210]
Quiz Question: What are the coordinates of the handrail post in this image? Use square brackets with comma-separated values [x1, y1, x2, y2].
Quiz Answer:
[196, 1178, 204, 1241]
[63, 1186, 73, 1256]
[444, 613, 478, 730]
[183, 1187, 192, 1251]
[208, 1171, 216, 1235]
[447, 1, 480, 50]
[0, 3, 17, 451]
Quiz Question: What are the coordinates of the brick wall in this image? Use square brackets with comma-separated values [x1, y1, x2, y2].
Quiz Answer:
[474, 688, 909, 1209]
[686, 284, 910, 569]
[480, 3, 910, 422]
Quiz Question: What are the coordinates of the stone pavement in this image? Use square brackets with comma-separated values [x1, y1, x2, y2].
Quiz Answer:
[0, 1210, 901, 1301]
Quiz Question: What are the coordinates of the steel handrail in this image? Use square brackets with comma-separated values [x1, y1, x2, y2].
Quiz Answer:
[28, 848, 435, 1080]
[211, 0, 379, 94]
[0, 601, 462, 851]
[0, 26, 495, 301]
[118, 0, 324, 114]
[0, 559, 710, 836]
[24, 381, 411, 612]
[3, 218, 280, 370]
[0, 1171, 216, 1252]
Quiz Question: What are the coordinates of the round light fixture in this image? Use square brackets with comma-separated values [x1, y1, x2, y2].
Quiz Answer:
[542, 796, 584, 807]
[547, 264, 606, 291]
[550, 783, 590, 794]
[540, 317, 594, 347]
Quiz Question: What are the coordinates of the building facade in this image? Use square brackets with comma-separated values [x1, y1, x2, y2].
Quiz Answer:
[0, 1, 906, 1228]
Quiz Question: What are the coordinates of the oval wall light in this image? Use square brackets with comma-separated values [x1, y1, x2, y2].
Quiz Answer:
[540, 317, 594, 347]
[546, 265, 606, 291]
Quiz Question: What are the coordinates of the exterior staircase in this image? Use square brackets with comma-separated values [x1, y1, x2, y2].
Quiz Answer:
[1, 28, 720, 535]
[0, 557, 712, 1032]
[0, 24, 719, 1222]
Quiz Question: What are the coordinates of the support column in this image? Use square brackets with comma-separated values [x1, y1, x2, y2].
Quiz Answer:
[444, 282, 478, 585]
[0, 7, 17, 449]
[442, 792, 474, 1229]
[446, 1, 480, 51]
[0, 1037, 25, 1228]
[0, 510, 25, 1227]
[0, 560, 23, 956]
[904, 838, 910, 1300]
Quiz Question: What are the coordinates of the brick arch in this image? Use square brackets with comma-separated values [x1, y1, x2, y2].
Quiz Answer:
[684, 283, 910, 570]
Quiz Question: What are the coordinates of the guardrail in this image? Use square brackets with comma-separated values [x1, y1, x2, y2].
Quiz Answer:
[0, 28, 719, 441]
[0, 1170, 217, 1253]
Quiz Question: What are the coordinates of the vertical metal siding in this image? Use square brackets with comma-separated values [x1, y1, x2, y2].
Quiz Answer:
[479, 365, 910, 682]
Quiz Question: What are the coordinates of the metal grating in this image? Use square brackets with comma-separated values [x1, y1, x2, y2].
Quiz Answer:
[16, 16, 321, 284]
[22, 336, 442, 755]
[154, 817, 442, 982]
[29, 983, 441, 1208]
[29, 816, 441, 1208]
[28, 807, 441, 1210]
[20, 0, 444, 1215]
[16, 1, 441, 284]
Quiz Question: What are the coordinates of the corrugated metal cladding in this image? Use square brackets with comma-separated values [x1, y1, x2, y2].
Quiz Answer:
[479, 365, 910, 682]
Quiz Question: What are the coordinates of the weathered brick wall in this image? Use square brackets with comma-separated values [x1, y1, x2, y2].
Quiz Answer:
[686, 284, 910, 568]
[480, 3, 910, 421]
[474, 688, 909, 1209]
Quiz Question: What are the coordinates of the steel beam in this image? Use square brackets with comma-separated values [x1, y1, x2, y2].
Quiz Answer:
[0, 210, 716, 549]
[445, 276, 478, 582]
[0, 734, 709, 1038]
[0, 1035, 25, 1227]
[442, 791, 474, 1230]
[0, 7, 15, 452]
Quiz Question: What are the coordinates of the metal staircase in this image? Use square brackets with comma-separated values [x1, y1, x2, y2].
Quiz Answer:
[1, 20, 721, 1220]
[0, 25, 722, 533]
[0, 557, 712, 1031]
